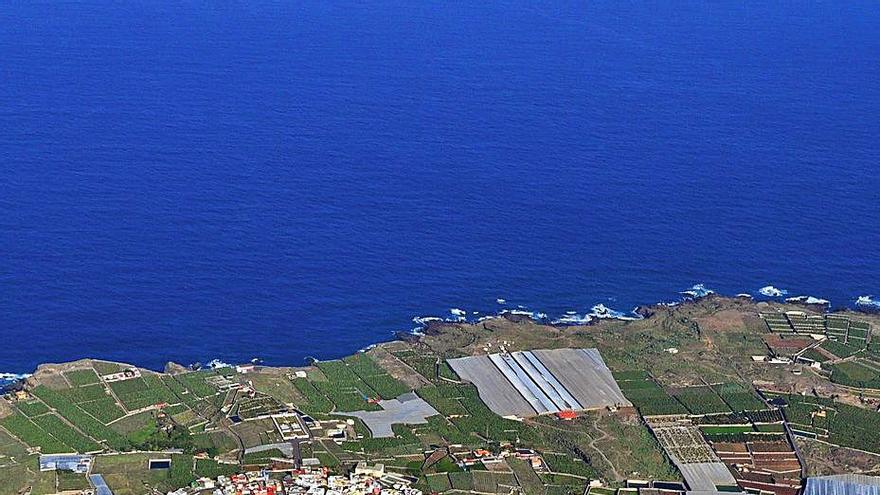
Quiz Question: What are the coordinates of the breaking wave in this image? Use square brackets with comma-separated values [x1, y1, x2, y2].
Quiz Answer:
[4, 286, 876, 379]
[550, 313, 593, 325]
[857, 296, 880, 310]
[588, 304, 643, 321]
[412, 316, 443, 326]
[785, 295, 830, 306]
[405, 283, 878, 337]
[759, 286, 788, 297]
[449, 308, 468, 321]
[548, 304, 643, 325]
[501, 309, 544, 319]
[680, 284, 714, 298]
[0, 372, 30, 390]
[206, 358, 233, 369]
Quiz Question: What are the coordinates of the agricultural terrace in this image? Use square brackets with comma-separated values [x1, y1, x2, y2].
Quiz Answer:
[614, 372, 768, 417]
[644, 416, 737, 492]
[0, 361, 244, 494]
[292, 352, 412, 415]
[828, 360, 880, 389]
[4, 298, 878, 495]
[762, 312, 880, 391]
[769, 393, 880, 454]
[760, 313, 872, 345]
[710, 436, 802, 495]
[711, 383, 767, 412]
[89, 453, 236, 495]
[234, 394, 289, 420]
[669, 386, 731, 416]
[613, 372, 687, 416]
[0, 360, 251, 495]
[289, 346, 678, 490]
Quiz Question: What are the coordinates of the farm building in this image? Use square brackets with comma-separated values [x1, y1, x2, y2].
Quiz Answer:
[336, 392, 439, 438]
[38, 454, 92, 473]
[644, 417, 739, 493]
[447, 348, 631, 418]
[713, 439, 802, 495]
[90, 474, 114, 495]
[803, 475, 880, 495]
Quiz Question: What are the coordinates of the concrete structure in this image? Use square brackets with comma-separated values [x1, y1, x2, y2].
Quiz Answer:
[39, 454, 92, 473]
[100, 367, 141, 383]
[448, 348, 631, 418]
[188, 465, 422, 495]
[804, 475, 880, 495]
[336, 392, 439, 438]
[644, 418, 739, 493]
[676, 463, 739, 492]
[89, 474, 114, 495]
[446, 355, 535, 417]
[354, 461, 385, 477]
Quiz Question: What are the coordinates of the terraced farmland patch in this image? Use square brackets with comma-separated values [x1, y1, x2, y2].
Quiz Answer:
[819, 340, 863, 359]
[712, 383, 766, 412]
[64, 369, 101, 387]
[0, 412, 70, 453]
[829, 360, 880, 389]
[343, 353, 411, 399]
[773, 393, 880, 454]
[671, 386, 731, 416]
[617, 377, 687, 416]
[31, 413, 101, 452]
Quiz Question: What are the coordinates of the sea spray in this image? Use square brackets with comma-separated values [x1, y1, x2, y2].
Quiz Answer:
[759, 286, 788, 297]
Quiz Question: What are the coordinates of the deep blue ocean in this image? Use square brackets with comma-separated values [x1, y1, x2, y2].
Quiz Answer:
[2, 1, 879, 376]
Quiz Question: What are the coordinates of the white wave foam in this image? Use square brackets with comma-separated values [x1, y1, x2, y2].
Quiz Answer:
[206, 359, 233, 369]
[0, 373, 30, 389]
[588, 304, 644, 321]
[736, 293, 753, 299]
[759, 286, 788, 297]
[785, 295, 830, 305]
[412, 316, 443, 326]
[680, 284, 714, 298]
[450, 308, 466, 317]
[0, 372, 30, 381]
[497, 309, 548, 321]
[496, 298, 506, 304]
[857, 296, 880, 308]
[551, 313, 592, 325]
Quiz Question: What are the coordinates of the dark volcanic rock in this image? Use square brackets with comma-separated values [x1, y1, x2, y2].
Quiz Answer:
[501, 312, 532, 324]
[635, 306, 655, 319]
[394, 331, 421, 343]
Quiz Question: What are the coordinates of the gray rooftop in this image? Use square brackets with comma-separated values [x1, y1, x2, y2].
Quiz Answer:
[39, 454, 92, 474]
[447, 348, 631, 418]
[804, 475, 880, 495]
[90, 474, 114, 495]
[337, 394, 439, 438]
[677, 462, 738, 492]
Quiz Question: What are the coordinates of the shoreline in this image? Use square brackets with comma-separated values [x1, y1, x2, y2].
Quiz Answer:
[2, 286, 878, 385]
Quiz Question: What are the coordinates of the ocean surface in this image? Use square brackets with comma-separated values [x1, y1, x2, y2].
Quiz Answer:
[2, 1, 879, 375]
